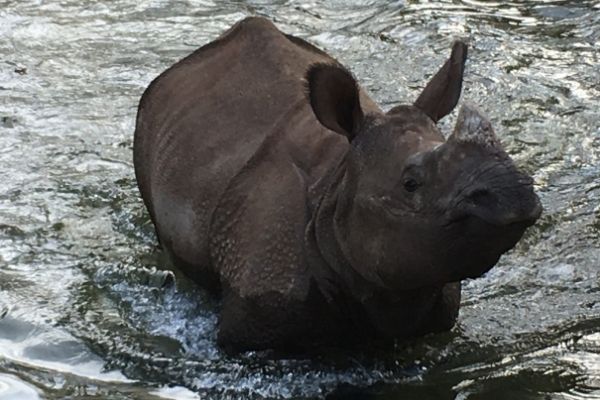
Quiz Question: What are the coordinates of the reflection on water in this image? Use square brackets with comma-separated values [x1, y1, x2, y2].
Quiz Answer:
[0, 373, 40, 400]
[0, 0, 599, 398]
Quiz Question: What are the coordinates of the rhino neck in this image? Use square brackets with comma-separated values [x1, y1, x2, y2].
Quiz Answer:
[305, 162, 451, 339]
[306, 162, 390, 310]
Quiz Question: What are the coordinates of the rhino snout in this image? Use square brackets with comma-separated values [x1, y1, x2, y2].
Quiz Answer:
[443, 104, 542, 229]
[457, 181, 542, 227]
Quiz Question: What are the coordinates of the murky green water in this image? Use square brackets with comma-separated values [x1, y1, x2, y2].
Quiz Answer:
[0, 1, 598, 399]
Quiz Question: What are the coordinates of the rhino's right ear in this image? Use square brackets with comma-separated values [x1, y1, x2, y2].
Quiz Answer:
[414, 41, 468, 123]
[306, 63, 364, 141]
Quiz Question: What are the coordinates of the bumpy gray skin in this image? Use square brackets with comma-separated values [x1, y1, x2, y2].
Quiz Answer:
[134, 17, 542, 353]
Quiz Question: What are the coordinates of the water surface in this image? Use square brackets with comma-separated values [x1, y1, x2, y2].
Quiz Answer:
[0, 0, 599, 398]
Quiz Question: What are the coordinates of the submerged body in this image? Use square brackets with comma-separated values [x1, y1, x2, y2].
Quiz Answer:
[134, 17, 541, 352]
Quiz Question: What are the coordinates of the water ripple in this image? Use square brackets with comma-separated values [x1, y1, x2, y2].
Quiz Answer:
[0, 0, 598, 398]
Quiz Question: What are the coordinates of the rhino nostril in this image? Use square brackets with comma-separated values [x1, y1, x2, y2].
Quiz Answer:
[466, 188, 495, 206]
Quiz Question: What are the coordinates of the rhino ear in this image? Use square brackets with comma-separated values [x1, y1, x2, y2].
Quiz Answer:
[307, 63, 364, 141]
[414, 41, 468, 123]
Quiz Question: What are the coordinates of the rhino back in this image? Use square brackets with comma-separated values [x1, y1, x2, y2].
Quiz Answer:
[133, 17, 350, 279]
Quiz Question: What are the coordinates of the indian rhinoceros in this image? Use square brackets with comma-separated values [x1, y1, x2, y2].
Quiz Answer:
[133, 17, 541, 352]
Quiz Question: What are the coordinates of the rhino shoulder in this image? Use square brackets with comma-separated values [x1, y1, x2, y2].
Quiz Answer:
[209, 139, 312, 298]
[208, 141, 325, 351]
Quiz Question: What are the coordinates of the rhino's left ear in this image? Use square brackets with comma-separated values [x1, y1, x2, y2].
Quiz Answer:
[414, 41, 468, 123]
[306, 63, 364, 141]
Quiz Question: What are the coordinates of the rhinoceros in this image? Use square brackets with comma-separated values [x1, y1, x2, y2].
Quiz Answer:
[133, 17, 541, 352]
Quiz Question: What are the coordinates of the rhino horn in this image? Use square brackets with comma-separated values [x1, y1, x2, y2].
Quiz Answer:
[449, 103, 500, 148]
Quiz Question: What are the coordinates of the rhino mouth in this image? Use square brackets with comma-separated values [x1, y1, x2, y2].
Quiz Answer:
[445, 194, 542, 229]
[441, 201, 540, 279]
[440, 212, 538, 281]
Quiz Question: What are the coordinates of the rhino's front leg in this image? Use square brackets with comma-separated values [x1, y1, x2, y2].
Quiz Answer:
[417, 281, 461, 335]
[209, 150, 323, 352]
[217, 285, 319, 353]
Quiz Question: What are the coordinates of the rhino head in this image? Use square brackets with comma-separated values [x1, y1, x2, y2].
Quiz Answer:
[307, 42, 542, 292]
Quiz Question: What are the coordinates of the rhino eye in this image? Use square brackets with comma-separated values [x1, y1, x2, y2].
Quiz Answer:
[403, 178, 420, 193]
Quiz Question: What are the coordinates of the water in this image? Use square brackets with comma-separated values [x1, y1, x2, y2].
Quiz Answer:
[0, 0, 598, 398]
